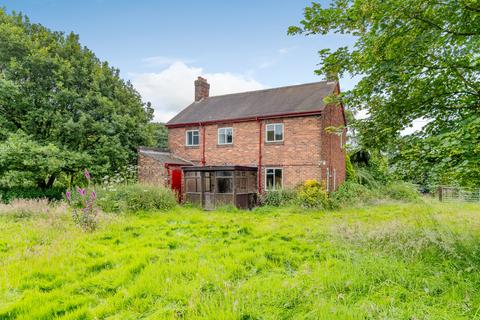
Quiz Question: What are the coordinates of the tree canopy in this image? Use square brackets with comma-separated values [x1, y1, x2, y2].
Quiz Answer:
[290, 0, 480, 187]
[0, 9, 154, 188]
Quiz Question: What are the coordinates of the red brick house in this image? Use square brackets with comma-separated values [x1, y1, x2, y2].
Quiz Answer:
[138, 76, 347, 208]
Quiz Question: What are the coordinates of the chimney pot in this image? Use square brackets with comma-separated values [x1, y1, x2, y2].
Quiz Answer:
[194, 76, 210, 101]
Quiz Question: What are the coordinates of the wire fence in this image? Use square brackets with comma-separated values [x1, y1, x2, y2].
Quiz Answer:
[437, 186, 480, 203]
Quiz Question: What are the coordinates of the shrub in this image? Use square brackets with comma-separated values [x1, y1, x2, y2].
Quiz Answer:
[101, 164, 138, 190]
[0, 187, 65, 204]
[345, 154, 356, 181]
[97, 184, 177, 213]
[296, 179, 330, 209]
[384, 182, 421, 202]
[354, 167, 381, 189]
[330, 181, 378, 208]
[260, 189, 296, 207]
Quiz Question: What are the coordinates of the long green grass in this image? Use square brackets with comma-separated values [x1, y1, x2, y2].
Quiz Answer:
[1, 201, 480, 319]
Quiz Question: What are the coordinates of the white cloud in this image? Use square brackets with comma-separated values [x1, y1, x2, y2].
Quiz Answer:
[142, 56, 195, 67]
[130, 61, 265, 122]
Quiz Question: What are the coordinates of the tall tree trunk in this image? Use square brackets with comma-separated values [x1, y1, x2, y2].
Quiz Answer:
[36, 178, 47, 190]
[46, 174, 56, 189]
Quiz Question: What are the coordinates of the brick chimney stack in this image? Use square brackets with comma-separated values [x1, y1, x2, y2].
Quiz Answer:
[194, 76, 210, 101]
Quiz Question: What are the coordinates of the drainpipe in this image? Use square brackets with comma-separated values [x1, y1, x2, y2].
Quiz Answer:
[164, 163, 169, 188]
[257, 118, 262, 194]
[201, 123, 206, 166]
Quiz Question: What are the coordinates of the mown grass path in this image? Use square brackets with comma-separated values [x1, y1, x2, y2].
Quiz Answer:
[1, 202, 480, 319]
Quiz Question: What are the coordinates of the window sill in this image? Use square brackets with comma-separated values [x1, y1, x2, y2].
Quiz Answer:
[217, 144, 234, 148]
[264, 141, 284, 145]
[185, 145, 200, 149]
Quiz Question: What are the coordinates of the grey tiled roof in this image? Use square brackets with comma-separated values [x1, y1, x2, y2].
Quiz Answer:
[138, 147, 192, 165]
[167, 80, 337, 126]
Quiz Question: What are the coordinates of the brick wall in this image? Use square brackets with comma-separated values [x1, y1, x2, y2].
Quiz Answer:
[169, 121, 260, 166]
[137, 154, 167, 186]
[261, 117, 323, 190]
[168, 110, 346, 191]
[320, 102, 347, 191]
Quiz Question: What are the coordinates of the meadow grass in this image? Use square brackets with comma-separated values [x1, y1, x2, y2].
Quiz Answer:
[1, 201, 480, 319]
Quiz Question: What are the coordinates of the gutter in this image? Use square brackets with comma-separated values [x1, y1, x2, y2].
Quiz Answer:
[165, 109, 324, 129]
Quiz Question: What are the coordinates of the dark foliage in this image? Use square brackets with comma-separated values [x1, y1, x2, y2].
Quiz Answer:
[0, 186, 65, 203]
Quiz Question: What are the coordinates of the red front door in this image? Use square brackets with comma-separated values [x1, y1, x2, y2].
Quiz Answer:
[170, 168, 182, 201]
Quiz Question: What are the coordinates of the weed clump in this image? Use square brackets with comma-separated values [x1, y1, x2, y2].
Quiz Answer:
[260, 189, 296, 207]
[330, 181, 377, 208]
[96, 184, 177, 213]
[0, 198, 54, 219]
[383, 181, 421, 202]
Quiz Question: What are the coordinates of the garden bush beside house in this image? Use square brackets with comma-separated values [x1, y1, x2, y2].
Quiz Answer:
[260, 189, 297, 207]
[330, 181, 378, 208]
[96, 184, 177, 213]
[296, 179, 330, 209]
[259, 179, 422, 210]
[384, 181, 422, 202]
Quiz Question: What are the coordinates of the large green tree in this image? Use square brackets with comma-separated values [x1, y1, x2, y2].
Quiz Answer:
[147, 122, 169, 150]
[0, 10, 154, 188]
[290, 0, 480, 187]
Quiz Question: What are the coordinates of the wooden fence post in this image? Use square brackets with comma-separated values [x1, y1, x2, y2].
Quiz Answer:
[438, 186, 443, 202]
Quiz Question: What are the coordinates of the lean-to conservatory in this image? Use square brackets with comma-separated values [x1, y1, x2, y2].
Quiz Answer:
[182, 166, 257, 210]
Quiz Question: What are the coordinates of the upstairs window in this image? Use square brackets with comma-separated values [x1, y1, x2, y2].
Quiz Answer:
[266, 168, 283, 190]
[266, 123, 283, 142]
[186, 130, 199, 146]
[218, 127, 233, 145]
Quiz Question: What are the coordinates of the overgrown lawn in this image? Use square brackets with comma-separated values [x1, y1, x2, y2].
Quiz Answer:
[1, 201, 480, 319]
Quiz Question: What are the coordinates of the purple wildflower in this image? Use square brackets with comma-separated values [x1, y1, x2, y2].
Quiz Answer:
[90, 191, 97, 201]
[84, 169, 91, 181]
[65, 190, 72, 202]
[77, 187, 86, 197]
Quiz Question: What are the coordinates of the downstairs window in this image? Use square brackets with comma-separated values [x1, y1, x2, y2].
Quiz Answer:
[266, 168, 282, 190]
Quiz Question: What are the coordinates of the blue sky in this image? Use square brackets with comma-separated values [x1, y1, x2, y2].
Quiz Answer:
[0, 0, 358, 122]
